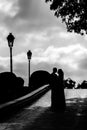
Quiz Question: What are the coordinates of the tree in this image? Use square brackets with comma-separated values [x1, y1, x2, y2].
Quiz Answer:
[76, 83, 81, 89]
[64, 78, 76, 89]
[45, 0, 87, 35]
[30, 70, 50, 91]
[80, 80, 87, 89]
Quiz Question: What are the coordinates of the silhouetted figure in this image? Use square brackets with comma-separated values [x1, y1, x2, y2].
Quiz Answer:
[57, 69, 66, 112]
[50, 68, 66, 112]
[50, 67, 58, 111]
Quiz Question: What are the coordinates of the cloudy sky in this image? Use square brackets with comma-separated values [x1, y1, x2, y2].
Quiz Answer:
[0, 0, 87, 85]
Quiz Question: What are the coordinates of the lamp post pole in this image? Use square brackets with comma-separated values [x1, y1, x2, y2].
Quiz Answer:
[7, 33, 15, 73]
[28, 59, 30, 87]
[10, 46, 13, 73]
[27, 50, 32, 87]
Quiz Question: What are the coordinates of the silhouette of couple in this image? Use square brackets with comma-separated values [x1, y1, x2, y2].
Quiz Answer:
[50, 67, 66, 112]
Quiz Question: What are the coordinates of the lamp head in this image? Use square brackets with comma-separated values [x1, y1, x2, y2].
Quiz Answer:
[7, 33, 15, 47]
[27, 50, 32, 59]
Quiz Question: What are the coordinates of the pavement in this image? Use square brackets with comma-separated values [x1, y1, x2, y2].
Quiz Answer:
[0, 92, 87, 130]
[23, 98, 87, 130]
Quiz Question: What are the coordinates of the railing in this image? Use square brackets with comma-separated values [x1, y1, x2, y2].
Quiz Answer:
[0, 84, 50, 119]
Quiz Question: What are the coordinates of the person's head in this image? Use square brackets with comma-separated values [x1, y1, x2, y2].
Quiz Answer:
[58, 69, 64, 75]
[53, 67, 57, 73]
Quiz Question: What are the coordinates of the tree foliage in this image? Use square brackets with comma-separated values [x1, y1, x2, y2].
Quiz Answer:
[45, 0, 87, 35]
[64, 78, 76, 89]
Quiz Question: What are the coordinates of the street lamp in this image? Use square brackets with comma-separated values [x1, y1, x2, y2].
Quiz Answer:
[7, 33, 15, 73]
[27, 50, 32, 87]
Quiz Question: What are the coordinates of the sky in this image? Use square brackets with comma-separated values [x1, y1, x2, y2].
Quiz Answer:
[0, 0, 87, 86]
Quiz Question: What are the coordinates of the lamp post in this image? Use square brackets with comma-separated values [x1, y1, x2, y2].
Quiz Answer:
[7, 33, 15, 73]
[27, 50, 32, 87]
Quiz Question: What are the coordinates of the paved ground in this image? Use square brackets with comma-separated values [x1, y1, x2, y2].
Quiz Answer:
[0, 91, 87, 130]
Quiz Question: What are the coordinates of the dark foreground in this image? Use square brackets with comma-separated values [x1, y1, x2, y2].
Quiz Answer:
[1, 92, 87, 130]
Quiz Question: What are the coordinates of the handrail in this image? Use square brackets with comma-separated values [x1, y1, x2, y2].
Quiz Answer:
[0, 84, 50, 110]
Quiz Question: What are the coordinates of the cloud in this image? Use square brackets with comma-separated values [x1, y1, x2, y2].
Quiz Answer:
[13, 27, 80, 53]
[0, 43, 86, 85]
[1, 43, 85, 71]
[59, 32, 75, 39]
[0, 56, 9, 67]
[14, 62, 27, 76]
[0, 65, 7, 72]
[0, 0, 87, 86]
[16, 0, 54, 22]
[1, 0, 61, 33]
[78, 57, 87, 70]
[0, 0, 19, 17]
[13, 53, 27, 63]
[0, 26, 9, 47]
[0, 52, 27, 72]
[32, 44, 87, 70]
[22, 32, 49, 48]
